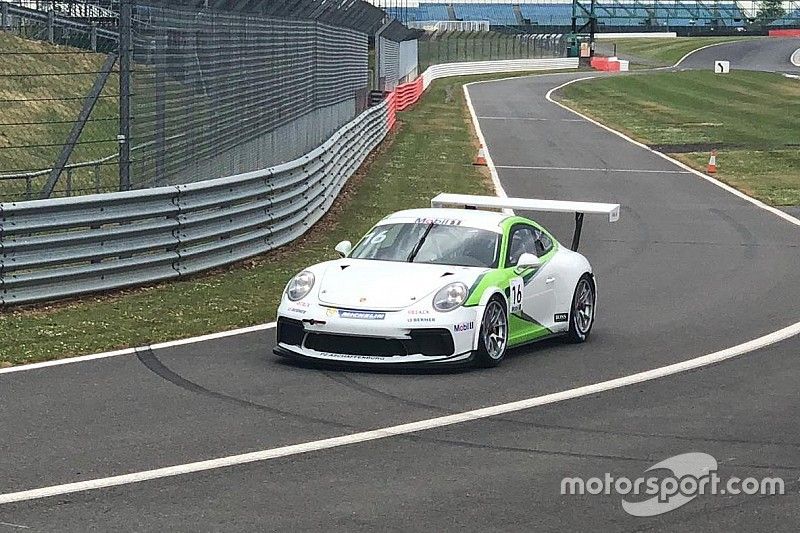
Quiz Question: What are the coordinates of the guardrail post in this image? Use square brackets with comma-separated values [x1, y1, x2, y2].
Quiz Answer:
[25, 177, 31, 201]
[118, 0, 132, 191]
[66, 168, 72, 197]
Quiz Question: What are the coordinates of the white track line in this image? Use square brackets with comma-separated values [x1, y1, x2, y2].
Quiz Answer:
[495, 164, 691, 174]
[2, 67, 799, 505]
[791, 48, 800, 67]
[0, 322, 276, 375]
[1, 320, 798, 505]
[476, 116, 584, 122]
[671, 38, 753, 68]
[544, 77, 800, 228]
[463, 82, 508, 200]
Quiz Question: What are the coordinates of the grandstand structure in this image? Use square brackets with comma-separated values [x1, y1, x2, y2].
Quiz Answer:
[375, 0, 800, 31]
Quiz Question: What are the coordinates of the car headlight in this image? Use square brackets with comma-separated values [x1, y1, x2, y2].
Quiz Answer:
[286, 271, 315, 301]
[433, 282, 468, 312]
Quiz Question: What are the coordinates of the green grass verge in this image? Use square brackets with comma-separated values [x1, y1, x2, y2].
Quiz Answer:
[0, 32, 119, 200]
[558, 70, 800, 206]
[600, 36, 757, 67]
[0, 70, 563, 367]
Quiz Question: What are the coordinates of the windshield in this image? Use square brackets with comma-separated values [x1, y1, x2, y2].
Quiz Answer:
[349, 223, 501, 268]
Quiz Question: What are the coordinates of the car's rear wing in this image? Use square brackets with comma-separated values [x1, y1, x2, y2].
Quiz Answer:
[431, 193, 620, 251]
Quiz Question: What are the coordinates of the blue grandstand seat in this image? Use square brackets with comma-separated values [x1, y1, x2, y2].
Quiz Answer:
[389, 1, 746, 27]
[519, 4, 572, 26]
[454, 4, 517, 25]
[386, 4, 449, 22]
[769, 8, 800, 26]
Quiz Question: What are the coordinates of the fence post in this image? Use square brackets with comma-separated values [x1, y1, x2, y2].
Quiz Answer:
[1, 3, 9, 30]
[47, 8, 54, 42]
[118, 0, 132, 191]
[93, 163, 100, 192]
[155, 32, 166, 185]
[91, 22, 97, 51]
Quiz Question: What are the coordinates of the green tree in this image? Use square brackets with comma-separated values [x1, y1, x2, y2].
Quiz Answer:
[756, 0, 786, 25]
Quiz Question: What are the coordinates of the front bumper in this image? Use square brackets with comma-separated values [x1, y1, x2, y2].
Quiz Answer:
[274, 300, 481, 365]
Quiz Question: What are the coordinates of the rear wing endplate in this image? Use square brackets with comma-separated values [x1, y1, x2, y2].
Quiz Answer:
[431, 193, 620, 251]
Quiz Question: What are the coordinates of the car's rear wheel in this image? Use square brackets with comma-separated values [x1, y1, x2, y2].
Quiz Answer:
[474, 295, 508, 367]
[567, 274, 595, 343]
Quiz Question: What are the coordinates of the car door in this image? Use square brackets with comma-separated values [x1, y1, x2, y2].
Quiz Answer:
[505, 224, 557, 333]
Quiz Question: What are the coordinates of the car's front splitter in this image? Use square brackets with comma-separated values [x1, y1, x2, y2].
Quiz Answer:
[273, 344, 475, 369]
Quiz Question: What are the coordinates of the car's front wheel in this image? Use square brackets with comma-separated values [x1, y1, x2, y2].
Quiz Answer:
[474, 295, 509, 367]
[567, 274, 595, 343]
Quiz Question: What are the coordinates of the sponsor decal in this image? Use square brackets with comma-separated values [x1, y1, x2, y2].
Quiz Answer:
[414, 217, 462, 226]
[407, 309, 431, 315]
[294, 301, 310, 308]
[554, 313, 568, 322]
[408, 317, 435, 323]
[338, 309, 386, 320]
[288, 307, 307, 314]
[313, 351, 388, 361]
[326, 308, 336, 317]
[453, 321, 474, 332]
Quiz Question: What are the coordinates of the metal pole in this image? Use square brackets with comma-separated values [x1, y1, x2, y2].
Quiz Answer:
[40, 52, 117, 199]
[155, 33, 166, 185]
[118, 0, 132, 191]
[91, 22, 97, 51]
[1, 2, 9, 30]
[47, 8, 54, 42]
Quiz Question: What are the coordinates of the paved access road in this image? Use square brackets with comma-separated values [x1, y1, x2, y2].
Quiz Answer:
[1, 48, 799, 531]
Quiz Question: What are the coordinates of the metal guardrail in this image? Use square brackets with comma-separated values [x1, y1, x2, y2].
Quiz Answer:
[422, 57, 577, 90]
[0, 57, 578, 306]
[0, 98, 390, 305]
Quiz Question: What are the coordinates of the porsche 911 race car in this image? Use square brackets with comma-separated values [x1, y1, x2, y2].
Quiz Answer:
[274, 193, 620, 367]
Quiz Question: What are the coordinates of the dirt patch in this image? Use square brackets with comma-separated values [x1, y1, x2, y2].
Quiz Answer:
[650, 142, 745, 153]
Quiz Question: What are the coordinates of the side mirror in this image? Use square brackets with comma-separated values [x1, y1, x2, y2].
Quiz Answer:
[334, 240, 352, 257]
[516, 252, 541, 269]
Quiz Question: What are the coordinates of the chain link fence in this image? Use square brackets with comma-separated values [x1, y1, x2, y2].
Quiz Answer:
[129, 4, 370, 189]
[0, 1, 119, 201]
[418, 30, 566, 72]
[0, 0, 382, 200]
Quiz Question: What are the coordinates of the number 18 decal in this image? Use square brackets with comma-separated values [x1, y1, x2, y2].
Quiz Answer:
[509, 277, 523, 313]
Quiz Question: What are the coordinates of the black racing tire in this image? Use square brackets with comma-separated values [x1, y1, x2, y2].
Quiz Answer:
[474, 295, 509, 368]
[567, 274, 596, 343]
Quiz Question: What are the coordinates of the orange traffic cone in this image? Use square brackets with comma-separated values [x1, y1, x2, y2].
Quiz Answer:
[707, 149, 717, 174]
[473, 145, 487, 166]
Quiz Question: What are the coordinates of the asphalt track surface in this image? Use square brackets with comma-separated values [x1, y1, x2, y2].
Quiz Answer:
[2, 43, 799, 531]
[676, 37, 800, 73]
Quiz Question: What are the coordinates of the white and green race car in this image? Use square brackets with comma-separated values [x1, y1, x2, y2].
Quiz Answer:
[275, 193, 620, 368]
